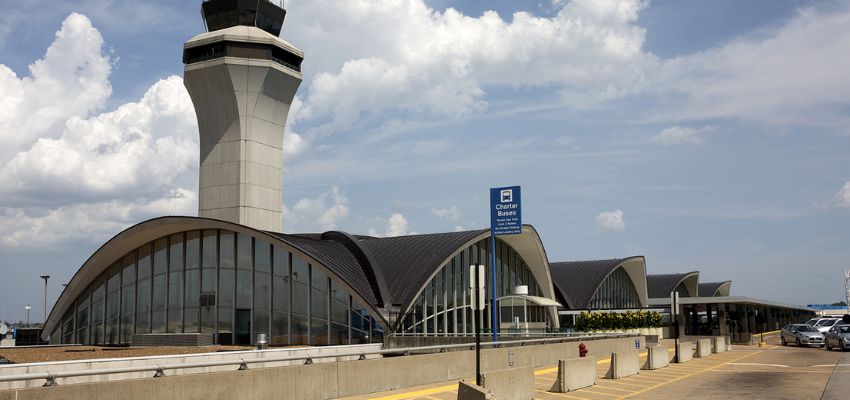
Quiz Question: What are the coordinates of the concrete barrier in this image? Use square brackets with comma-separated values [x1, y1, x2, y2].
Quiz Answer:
[457, 380, 493, 400]
[696, 339, 712, 358]
[607, 350, 640, 379]
[643, 345, 669, 370]
[676, 342, 693, 363]
[712, 337, 726, 353]
[550, 357, 597, 393]
[481, 366, 534, 400]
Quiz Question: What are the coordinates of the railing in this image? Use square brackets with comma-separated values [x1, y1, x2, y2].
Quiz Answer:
[0, 333, 636, 387]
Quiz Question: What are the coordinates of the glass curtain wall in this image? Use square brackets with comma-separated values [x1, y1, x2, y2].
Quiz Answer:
[398, 238, 549, 335]
[56, 230, 385, 346]
[586, 267, 641, 310]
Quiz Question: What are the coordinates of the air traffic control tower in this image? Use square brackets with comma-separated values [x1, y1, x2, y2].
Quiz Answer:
[183, 0, 303, 232]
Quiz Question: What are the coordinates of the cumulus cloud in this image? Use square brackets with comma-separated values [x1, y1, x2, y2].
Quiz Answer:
[0, 13, 112, 160]
[431, 206, 462, 222]
[286, 0, 657, 137]
[0, 14, 200, 248]
[368, 213, 412, 237]
[651, 126, 712, 146]
[596, 209, 625, 233]
[282, 187, 350, 232]
[654, 5, 850, 126]
[834, 182, 850, 209]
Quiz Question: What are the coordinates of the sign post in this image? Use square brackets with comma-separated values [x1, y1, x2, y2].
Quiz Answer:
[490, 186, 522, 343]
[671, 292, 680, 362]
[470, 264, 486, 386]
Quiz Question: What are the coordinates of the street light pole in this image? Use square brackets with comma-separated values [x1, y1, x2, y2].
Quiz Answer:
[40, 275, 50, 323]
[25, 305, 31, 325]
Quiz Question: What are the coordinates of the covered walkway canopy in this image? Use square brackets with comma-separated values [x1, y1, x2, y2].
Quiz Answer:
[497, 294, 562, 332]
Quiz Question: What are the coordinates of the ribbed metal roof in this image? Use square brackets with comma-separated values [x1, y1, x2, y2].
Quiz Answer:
[647, 272, 699, 298]
[357, 229, 489, 311]
[699, 281, 732, 297]
[549, 258, 636, 310]
[266, 232, 378, 306]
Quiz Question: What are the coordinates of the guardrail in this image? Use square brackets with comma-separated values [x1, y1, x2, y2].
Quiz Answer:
[0, 333, 637, 387]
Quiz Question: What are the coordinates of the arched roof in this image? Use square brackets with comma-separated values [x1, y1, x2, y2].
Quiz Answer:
[647, 272, 700, 299]
[699, 281, 732, 297]
[45, 217, 559, 338]
[549, 256, 648, 310]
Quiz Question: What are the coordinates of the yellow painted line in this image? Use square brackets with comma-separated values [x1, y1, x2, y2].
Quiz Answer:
[574, 388, 621, 397]
[591, 385, 635, 393]
[536, 389, 594, 400]
[594, 380, 653, 389]
[613, 346, 775, 399]
[366, 383, 458, 400]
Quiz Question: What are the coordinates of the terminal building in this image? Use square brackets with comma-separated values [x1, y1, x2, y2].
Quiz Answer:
[41, 0, 814, 346]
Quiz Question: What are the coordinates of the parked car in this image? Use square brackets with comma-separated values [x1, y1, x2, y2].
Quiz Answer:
[814, 318, 841, 333]
[824, 324, 850, 351]
[781, 324, 825, 347]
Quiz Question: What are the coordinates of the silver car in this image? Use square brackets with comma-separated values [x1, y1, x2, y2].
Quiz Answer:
[781, 324, 825, 347]
[814, 318, 841, 333]
[824, 324, 850, 351]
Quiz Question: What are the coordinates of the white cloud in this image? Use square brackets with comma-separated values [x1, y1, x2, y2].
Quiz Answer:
[282, 187, 349, 232]
[651, 126, 711, 146]
[368, 213, 413, 237]
[0, 189, 197, 248]
[431, 206, 462, 222]
[654, 5, 850, 126]
[596, 209, 625, 233]
[286, 0, 657, 137]
[834, 182, 850, 209]
[0, 13, 112, 161]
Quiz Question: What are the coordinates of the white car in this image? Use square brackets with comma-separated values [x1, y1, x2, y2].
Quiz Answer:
[814, 318, 841, 333]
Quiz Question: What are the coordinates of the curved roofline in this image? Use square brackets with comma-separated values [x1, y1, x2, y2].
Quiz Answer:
[43, 216, 388, 340]
[549, 256, 648, 310]
[700, 280, 733, 297]
[392, 224, 560, 331]
[647, 271, 700, 299]
[320, 230, 390, 308]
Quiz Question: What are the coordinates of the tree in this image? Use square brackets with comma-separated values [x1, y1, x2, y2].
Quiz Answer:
[830, 301, 847, 306]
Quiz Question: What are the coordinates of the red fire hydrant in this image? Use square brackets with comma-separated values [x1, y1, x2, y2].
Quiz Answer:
[579, 342, 588, 358]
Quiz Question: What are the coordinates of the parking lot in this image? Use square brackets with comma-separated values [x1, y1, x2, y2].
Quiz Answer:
[341, 331, 850, 400]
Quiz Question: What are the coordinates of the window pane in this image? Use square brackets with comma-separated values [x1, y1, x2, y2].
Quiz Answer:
[122, 253, 136, 287]
[168, 271, 183, 332]
[201, 306, 215, 333]
[138, 244, 152, 280]
[237, 234, 252, 270]
[169, 233, 184, 273]
[329, 323, 348, 345]
[151, 274, 166, 333]
[184, 307, 199, 333]
[136, 278, 151, 333]
[311, 288, 327, 319]
[255, 272, 270, 310]
[255, 240, 270, 273]
[186, 231, 200, 269]
[311, 318, 328, 345]
[236, 269, 252, 309]
[154, 238, 167, 276]
[184, 269, 200, 309]
[254, 308, 269, 336]
[220, 231, 235, 269]
[273, 275, 289, 312]
[202, 230, 217, 268]
[292, 281, 308, 315]
[311, 266, 328, 292]
[219, 269, 235, 307]
[271, 311, 288, 345]
[291, 314, 308, 345]
[332, 298, 348, 325]
[273, 247, 289, 277]
[292, 256, 308, 283]
[218, 307, 233, 336]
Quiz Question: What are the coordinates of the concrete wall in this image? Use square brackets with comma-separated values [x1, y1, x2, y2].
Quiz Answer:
[643, 345, 669, 370]
[696, 339, 712, 358]
[713, 337, 727, 353]
[551, 357, 597, 393]
[1, 337, 639, 400]
[0, 344, 381, 390]
[676, 342, 693, 363]
[481, 366, 534, 400]
[607, 350, 640, 379]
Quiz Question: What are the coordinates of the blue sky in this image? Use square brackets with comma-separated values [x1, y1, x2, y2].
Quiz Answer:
[1, 0, 849, 322]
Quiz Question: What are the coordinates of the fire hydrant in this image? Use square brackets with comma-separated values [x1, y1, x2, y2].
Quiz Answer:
[579, 342, 588, 357]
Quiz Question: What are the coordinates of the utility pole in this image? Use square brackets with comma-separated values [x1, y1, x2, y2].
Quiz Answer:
[40, 275, 50, 323]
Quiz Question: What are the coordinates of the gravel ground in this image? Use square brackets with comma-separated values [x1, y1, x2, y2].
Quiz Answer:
[0, 345, 255, 364]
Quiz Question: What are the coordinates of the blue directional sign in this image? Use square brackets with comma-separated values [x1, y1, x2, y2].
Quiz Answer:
[490, 186, 522, 236]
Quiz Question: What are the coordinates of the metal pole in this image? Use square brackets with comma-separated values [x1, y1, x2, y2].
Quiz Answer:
[475, 263, 482, 386]
[25, 305, 31, 325]
[490, 234, 498, 342]
[40, 275, 50, 323]
[672, 292, 679, 362]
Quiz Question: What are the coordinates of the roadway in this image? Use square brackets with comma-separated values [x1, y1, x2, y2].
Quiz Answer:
[339, 331, 849, 400]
